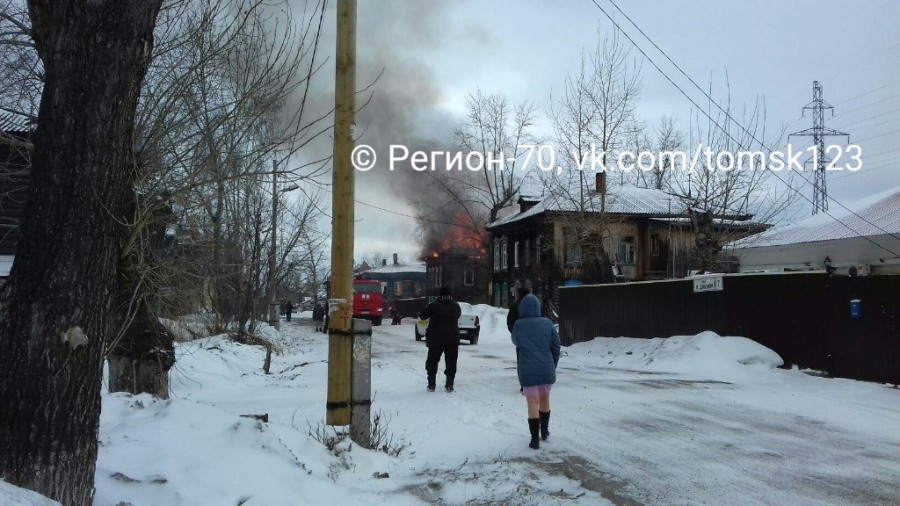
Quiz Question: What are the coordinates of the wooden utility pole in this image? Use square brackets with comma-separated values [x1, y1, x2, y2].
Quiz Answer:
[326, 0, 356, 426]
[268, 159, 280, 327]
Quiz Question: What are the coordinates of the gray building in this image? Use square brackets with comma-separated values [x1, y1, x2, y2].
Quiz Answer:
[733, 187, 900, 276]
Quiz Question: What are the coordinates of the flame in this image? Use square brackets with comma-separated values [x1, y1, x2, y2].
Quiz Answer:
[439, 212, 486, 253]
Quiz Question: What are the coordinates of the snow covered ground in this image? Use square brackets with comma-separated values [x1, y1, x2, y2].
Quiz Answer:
[5, 305, 900, 505]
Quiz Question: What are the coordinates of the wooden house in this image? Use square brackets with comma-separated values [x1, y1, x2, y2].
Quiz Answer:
[486, 173, 766, 313]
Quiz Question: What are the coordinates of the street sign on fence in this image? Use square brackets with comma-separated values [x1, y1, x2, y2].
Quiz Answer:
[693, 275, 723, 293]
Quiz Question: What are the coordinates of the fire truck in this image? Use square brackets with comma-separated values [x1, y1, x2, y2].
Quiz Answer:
[353, 276, 384, 326]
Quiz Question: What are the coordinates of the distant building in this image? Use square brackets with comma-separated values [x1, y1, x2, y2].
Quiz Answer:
[424, 248, 488, 305]
[733, 187, 900, 276]
[363, 253, 426, 312]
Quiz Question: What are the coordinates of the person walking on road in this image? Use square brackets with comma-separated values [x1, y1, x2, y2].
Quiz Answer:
[420, 286, 461, 392]
[312, 302, 325, 331]
[510, 293, 560, 449]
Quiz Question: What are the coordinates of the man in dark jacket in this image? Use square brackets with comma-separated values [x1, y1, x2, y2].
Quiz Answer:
[506, 285, 532, 333]
[284, 300, 294, 321]
[507, 285, 531, 392]
[312, 302, 325, 331]
[420, 286, 462, 392]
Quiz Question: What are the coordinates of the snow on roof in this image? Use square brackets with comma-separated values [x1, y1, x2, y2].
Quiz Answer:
[488, 185, 687, 228]
[734, 186, 900, 249]
[365, 262, 426, 274]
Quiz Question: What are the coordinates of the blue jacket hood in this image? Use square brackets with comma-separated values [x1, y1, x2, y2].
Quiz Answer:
[518, 294, 541, 317]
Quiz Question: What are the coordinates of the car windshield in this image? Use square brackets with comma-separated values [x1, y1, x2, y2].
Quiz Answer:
[458, 302, 474, 313]
[353, 282, 381, 294]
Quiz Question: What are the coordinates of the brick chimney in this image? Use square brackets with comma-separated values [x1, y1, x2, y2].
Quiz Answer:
[595, 171, 606, 193]
[392, 253, 398, 265]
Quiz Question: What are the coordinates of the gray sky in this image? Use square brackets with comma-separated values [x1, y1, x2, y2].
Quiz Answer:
[292, 0, 900, 261]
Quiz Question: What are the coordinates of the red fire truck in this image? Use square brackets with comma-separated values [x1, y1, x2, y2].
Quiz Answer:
[353, 276, 384, 326]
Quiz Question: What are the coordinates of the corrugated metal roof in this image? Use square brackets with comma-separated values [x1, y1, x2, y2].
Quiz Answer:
[0, 111, 34, 132]
[734, 186, 900, 248]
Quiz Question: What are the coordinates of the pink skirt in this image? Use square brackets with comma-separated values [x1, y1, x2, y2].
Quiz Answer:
[521, 384, 552, 397]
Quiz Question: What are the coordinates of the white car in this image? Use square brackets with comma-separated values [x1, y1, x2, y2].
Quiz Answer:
[414, 301, 480, 344]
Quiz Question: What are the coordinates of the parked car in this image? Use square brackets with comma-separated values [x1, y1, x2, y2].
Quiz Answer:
[414, 301, 480, 344]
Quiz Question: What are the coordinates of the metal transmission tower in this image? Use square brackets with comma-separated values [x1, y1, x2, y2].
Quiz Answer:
[790, 81, 849, 214]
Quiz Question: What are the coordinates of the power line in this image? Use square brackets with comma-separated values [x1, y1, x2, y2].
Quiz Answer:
[593, 0, 900, 257]
[304, 177, 480, 232]
[833, 79, 900, 106]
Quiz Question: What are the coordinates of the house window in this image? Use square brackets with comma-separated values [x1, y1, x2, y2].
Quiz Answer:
[394, 281, 403, 296]
[524, 239, 530, 266]
[619, 236, 636, 265]
[493, 238, 508, 272]
[565, 230, 582, 265]
[464, 268, 475, 286]
[651, 234, 660, 256]
[514, 240, 519, 268]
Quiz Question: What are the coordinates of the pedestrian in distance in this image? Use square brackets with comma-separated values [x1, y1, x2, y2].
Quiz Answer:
[507, 285, 532, 392]
[322, 301, 329, 334]
[284, 300, 294, 322]
[510, 293, 560, 449]
[312, 302, 325, 332]
[419, 286, 461, 392]
[390, 306, 403, 325]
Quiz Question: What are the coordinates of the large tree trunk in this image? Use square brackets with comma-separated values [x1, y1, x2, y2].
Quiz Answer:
[0, 2, 162, 505]
[108, 197, 176, 398]
[107, 298, 175, 399]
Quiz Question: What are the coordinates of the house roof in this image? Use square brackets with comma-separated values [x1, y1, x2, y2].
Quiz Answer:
[365, 262, 426, 274]
[0, 111, 34, 132]
[487, 186, 688, 229]
[733, 186, 900, 249]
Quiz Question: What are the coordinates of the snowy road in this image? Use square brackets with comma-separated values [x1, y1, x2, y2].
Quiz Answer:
[90, 309, 900, 506]
[363, 309, 900, 505]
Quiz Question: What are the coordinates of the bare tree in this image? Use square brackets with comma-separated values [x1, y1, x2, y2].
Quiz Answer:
[0, 0, 39, 120]
[668, 80, 797, 272]
[586, 31, 642, 193]
[1, 0, 332, 397]
[292, 222, 329, 301]
[104, 0, 331, 394]
[539, 32, 644, 283]
[452, 90, 539, 224]
[0, 2, 164, 504]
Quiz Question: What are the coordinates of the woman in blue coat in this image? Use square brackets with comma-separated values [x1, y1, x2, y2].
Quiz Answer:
[510, 294, 561, 449]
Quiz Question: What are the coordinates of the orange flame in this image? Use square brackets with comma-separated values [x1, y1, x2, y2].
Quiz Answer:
[439, 212, 486, 253]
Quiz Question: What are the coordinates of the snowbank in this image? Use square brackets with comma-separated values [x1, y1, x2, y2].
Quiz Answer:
[572, 331, 784, 380]
[0, 481, 60, 506]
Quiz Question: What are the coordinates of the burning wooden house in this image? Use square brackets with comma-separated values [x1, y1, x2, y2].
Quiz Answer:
[423, 213, 489, 304]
